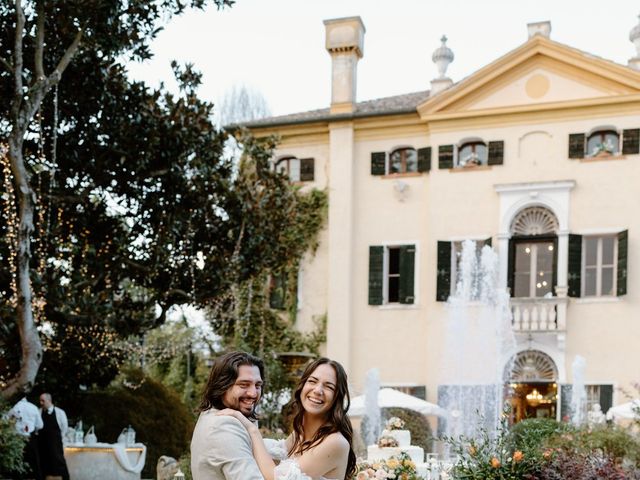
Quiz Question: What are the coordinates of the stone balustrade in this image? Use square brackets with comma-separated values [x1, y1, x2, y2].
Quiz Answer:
[510, 296, 568, 332]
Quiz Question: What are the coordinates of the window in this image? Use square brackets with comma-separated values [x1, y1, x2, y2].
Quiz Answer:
[438, 140, 504, 169]
[568, 231, 627, 298]
[269, 271, 287, 310]
[368, 245, 416, 305]
[436, 238, 492, 301]
[513, 240, 556, 298]
[450, 241, 485, 299]
[586, 130, 619, 157]
[370, 148, 431, 175]
[560, 384, 613, 421]
[389, 148, 418, 174]
[275, 157, 314, 182]
[569, 128, 640, 159]
[582, 236, 616, 297]
[458, 142, 487, 167]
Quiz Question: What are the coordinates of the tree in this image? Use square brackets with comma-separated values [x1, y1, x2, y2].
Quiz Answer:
[0, 0, 322, 401]
[217, 84, 271, 127]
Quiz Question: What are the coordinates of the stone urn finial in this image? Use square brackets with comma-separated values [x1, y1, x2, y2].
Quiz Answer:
[432, 35, 454, 79]
[630, 14, 640, 56]
[628, 14, 640, 70]
[430, 35, 455, 96]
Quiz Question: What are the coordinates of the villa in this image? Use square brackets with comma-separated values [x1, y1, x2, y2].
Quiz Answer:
[245, 15, 640, 424]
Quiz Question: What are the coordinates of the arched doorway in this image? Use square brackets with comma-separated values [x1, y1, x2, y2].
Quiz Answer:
[505, 350, 558, 423]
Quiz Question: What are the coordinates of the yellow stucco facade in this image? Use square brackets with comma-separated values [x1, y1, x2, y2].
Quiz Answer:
[248, 19, 640, 419]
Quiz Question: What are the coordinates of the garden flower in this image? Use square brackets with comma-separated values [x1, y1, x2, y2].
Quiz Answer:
[490, 457, 501, 468]
[468, 445, 477, 456]
[386, 458, 400, 469]
[543, 449, 553, 459]
[513, 450, 523, 462]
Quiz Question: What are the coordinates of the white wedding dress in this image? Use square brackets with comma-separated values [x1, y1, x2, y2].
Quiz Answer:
[264, 439, 338, 480]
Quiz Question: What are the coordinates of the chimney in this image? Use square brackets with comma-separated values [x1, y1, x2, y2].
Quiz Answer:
[527, 21, 551, 39]
[324, 17, 365, 114]
[629, 14, 640, 71]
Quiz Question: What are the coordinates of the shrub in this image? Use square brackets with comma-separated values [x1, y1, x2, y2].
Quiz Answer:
[547, 425, 640, 467]
[79, 368, 195, 478]
[445, 422, 539, 480]
[537, 449, 637, 480]
[0, 401, 27, 476]
[508, 418, 568, 461]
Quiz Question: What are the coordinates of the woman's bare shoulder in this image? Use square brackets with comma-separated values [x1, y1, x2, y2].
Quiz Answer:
[321, 432, 350, 453]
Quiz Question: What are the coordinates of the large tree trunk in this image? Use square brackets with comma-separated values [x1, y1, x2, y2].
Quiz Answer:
[2, 136, 42, 399]
[1, 0, 82, 400]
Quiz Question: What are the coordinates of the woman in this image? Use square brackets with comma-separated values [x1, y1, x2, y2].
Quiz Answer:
[217, 357, 357, 480]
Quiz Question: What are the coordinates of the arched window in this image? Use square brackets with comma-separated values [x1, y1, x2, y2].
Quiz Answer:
[458, 141, 487, 167]
[506, 350, 558, 382]
[275, 156, 315, 182]
[389, 147, 417, 174]
[587, 130, 619, 157]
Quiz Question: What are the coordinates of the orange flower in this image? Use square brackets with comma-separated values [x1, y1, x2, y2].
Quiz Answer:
[513, 451, 524, 463]
[543, 449, 553, 459]
[490, 457, 501, 468]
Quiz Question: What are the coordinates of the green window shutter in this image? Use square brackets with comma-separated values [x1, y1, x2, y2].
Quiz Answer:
[269, 272, 286, 310]
[568, 234, 582, 298]
[484, 237, 492, 248]
[436, 241, 451, 301]
[438, 145, 454, 169]
[487, 141, 504, 165]
[299, 158, 315, 181]
[368, 246, 384, 305]
[507, 239, 515, 297]
[617, 229, 628, 296]
[560, 384, 573, 422]
[599, 385, 613, 414]
[622, 129, 640, 155]
[371, 152, 386, 176]
[399, 245, 416, 304]
[568, 133, 585, 159]
[417, 147, 432, 172]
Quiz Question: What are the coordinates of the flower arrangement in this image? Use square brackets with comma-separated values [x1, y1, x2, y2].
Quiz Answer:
[377, 436, 399, 448]
[352, 452, 420, 480]
[384, 416, 405, 431]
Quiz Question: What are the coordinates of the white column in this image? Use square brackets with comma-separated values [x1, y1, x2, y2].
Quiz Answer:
[556, 230, 569, 288]
[326, 121, 355, 371]
[498, 233, 510, 291]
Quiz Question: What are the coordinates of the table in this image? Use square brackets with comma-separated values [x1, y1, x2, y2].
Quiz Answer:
[64, 442, 146, 480]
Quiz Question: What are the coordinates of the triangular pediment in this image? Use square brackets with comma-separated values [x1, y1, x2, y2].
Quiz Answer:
[418, 36, 640, 118]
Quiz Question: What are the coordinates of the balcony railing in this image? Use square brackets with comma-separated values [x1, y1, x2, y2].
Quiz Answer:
[510, 295, 568, 332]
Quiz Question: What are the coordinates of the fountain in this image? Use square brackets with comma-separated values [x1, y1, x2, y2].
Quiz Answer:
[438, 240, 517, 440]
[570, 355, 587, 426]
[362, 368, 381, 447]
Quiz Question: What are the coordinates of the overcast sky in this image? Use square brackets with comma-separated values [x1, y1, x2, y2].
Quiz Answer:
[127, 0, 640, 118]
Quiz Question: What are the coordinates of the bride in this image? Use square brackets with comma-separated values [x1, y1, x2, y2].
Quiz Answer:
[217, 357, 356, 480]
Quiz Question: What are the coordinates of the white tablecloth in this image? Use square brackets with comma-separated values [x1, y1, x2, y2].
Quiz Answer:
[64, 442, 146, 480]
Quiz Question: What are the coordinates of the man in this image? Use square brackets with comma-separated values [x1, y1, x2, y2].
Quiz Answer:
[7, 397, 43, 479]
[191, 351, 265, 480]
[38, 393, 70, 480]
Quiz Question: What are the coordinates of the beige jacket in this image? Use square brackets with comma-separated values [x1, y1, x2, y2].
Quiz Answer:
[191, 408, 264, 480]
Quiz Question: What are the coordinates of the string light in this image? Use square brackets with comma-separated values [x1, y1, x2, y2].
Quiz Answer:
[1, 144, 18, 307]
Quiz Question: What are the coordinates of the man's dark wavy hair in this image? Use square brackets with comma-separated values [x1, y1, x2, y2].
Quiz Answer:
[288, 357, 356, 480]
[198, 351, 265, 420]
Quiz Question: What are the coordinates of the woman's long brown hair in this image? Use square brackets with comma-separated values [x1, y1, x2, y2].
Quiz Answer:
[287, 357, 356, 480]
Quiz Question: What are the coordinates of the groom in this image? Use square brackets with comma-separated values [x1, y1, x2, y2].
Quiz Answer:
[191, 351, 265, 480]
